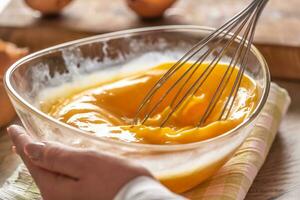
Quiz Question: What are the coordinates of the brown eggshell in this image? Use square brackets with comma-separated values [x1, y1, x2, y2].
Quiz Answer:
[127, 0, 177, 19]
[24, 0, 73, 15]
[0, 40, 28, 127]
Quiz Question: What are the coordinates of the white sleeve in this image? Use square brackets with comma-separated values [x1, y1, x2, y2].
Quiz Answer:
[114, 176, 188, 200]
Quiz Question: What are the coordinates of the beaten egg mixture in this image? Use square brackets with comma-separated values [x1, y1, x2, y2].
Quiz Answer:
[46, 62, 257, 145]
[43, 61, 258, 193]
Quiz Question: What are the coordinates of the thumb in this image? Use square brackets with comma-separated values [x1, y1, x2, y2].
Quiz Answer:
[24, 142, 84, 179]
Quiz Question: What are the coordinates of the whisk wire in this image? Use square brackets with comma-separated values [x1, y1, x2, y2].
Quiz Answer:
[202, 1, 265, 125]
[221, 0, 268, 120]
[159, 13, 256, 127]
[134, 0, 269, 127]
[160, 2, 263, 127]
[134, 0, 260, 124]
[140, 15, 250, 125]
[168, 8, 256, 110]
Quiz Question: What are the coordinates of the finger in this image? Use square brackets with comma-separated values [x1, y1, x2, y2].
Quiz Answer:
[7, 125, 54, 181]
[8, 124, 82, 179]
[25, 141, 85, 178]
[7, 125, 78, 198]
[8, 125, 35, 164]
[7, 125, 51, 183]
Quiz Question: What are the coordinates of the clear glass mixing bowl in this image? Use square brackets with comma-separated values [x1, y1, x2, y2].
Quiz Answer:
[4, 25, 270, 193]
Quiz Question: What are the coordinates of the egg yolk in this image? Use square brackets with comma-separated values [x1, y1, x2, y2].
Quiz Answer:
[47, 62, 258, 145]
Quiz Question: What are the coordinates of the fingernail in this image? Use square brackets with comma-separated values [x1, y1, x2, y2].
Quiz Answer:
[11, 145, 16, 153]
[6, 126, 12, 135]
[24, 143, 45, 161]
[6, 125, 20, 137]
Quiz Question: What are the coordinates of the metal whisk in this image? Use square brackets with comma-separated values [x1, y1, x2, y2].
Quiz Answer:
[134, 0, 269, 127]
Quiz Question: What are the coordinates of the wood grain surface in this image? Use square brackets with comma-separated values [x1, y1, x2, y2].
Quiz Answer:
[0, 0, 300, 79]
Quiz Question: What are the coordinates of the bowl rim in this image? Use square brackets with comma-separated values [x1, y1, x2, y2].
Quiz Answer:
[4, 25, 271, 151]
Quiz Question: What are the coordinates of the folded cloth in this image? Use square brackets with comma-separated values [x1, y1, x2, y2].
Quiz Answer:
[0, 83, 291, 200]
[183, 83, 291, 200]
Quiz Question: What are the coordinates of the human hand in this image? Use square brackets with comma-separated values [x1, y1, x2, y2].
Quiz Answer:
[7, 125, 152, 200]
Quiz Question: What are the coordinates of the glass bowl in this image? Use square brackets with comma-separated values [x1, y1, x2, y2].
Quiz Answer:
[4, 25, 270, 193]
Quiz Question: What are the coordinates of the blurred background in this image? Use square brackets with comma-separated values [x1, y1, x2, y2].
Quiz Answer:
[0, 0, 299, 79]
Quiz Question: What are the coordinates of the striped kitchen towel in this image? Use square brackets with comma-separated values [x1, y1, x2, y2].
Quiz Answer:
[184, 83, 290, 199]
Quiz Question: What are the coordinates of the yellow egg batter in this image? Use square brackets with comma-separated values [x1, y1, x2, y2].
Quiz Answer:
[47, 62, 257, 145]
[45, 62, 258, 193]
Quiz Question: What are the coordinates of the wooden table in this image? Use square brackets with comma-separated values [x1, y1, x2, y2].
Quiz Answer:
[1, 0, 300, 199]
